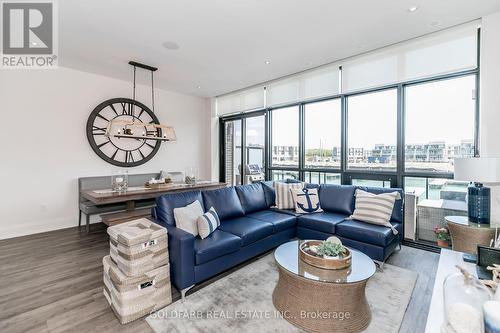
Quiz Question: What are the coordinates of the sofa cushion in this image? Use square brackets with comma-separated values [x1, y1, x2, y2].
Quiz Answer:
[218, 217, 274, 246]
[202, 187, 245, 220]
[246, 210, 297, 233]
[335, 220, 402, 247]
[156, 191, 204, 225]
[318, 184, 356, 215]
[297, 212, 347, 234]
[261, 181, 276, 207]
[235, 183, 269, 214]
[357, 186, 404, 223]
[194, 230, 241, 265]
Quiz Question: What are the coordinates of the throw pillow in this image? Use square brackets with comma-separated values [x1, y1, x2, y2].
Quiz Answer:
[290, 188, 323, 214]
[274, 181, 305, 210]
[173, 200, 204, 236]
[197, 207, 221, 239]
[348, 189, 401, 234]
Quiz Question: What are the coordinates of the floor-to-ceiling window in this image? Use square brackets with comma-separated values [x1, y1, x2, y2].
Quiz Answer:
[347, 89, 398, 172]
[304, 99, 341, 169]
[403, 75, 476, 245]
[405, 75, 476, 173]
[219, 22, 479, 249]
[271, 106, 299, 168]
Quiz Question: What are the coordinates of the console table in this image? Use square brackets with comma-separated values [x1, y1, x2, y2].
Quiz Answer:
[424, 249, 476, 333]
[81, 181, 226, 229]
[82, 181, 226, 207]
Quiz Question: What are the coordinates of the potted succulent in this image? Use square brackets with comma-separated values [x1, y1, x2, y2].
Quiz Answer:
[434, 226, 451, 248]
[316, 241, 348, 259]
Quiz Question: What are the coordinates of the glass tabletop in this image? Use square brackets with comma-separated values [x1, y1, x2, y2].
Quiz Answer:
[274, 240, 376, 284]
[445, 216, 500, 229]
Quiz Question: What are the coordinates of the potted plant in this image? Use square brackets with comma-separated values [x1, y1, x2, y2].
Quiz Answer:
[316, 241, 348, 259]
[434, 226, 451, 247]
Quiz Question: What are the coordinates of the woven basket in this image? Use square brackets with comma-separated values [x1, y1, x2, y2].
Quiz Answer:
[107, 218, 168, 276]
[103, 255, 171, 324]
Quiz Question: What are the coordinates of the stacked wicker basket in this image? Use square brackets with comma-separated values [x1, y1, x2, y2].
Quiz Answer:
[103, 218, 172, 324]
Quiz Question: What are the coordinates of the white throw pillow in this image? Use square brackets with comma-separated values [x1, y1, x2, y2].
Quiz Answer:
[173, 200, 204, 236]
[290, 188, 323, 214]
[197, 207, 221, 239]
[274, 182, 305, 210]
[348, 189, 401, 234]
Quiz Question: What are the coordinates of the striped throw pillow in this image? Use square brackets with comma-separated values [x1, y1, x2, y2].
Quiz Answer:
[197, 207, 221, 239]
[274, 181, 305, 210]
[349, 189, 401, 234]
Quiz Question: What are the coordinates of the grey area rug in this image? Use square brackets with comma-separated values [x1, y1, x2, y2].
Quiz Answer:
[147, 254, 418, 333]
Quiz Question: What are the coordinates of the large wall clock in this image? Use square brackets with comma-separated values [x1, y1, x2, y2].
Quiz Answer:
[86, 97, 162, 167]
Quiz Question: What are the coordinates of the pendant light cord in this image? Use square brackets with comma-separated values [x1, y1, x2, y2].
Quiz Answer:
[132, 66, 137, 115]
[151, 71, 155, 113]
[132, 66, 136, 101]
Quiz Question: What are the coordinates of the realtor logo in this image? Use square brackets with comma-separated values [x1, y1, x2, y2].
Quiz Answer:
[1, 1, 58, 68]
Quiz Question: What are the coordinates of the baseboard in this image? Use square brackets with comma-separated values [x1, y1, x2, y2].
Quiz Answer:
[0, 214, 102, 240]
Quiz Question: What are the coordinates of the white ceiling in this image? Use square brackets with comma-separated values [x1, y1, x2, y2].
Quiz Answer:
[59, 0, 500, 97]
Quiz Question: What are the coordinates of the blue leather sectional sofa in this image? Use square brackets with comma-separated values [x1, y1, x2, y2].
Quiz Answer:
[151, 182, 403, 293]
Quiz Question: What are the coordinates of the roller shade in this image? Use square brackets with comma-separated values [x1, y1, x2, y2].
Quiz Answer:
[266, 63, 340, 107]
[341, 21, 479, 93]
[216, 86, 265, 116]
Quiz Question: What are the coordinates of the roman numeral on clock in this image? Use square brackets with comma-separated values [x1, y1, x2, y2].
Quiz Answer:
[125, 151, 134, 163]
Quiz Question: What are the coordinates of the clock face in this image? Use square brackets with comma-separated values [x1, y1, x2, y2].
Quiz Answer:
[86, 98, 162, 167]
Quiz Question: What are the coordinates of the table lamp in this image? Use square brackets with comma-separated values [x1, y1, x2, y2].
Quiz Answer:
[454, 157, 500, 224]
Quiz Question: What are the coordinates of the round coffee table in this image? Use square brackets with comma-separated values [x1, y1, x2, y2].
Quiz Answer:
[272, 240, 376, 333]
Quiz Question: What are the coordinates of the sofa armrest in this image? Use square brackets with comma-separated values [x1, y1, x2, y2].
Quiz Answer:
[151, 218, 195, 290]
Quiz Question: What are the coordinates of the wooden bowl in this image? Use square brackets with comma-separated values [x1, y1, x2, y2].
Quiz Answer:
[299, 240, 352, 270]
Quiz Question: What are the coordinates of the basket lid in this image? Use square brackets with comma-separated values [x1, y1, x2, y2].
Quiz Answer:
[107, 218, 167, 246]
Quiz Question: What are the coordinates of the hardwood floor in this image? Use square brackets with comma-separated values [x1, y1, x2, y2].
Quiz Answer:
[0, 223, 439, 333]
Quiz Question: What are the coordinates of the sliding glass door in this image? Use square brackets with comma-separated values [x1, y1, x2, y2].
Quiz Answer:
[221, 112, 266, 186]
[244, 115, 266, 184]
[223, 119, 242, 186]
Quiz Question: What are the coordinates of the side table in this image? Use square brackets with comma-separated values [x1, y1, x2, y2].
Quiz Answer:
[445, 216, 498, 259]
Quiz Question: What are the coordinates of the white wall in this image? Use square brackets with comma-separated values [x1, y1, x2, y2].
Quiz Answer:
[0, 67, 211, 239]
[480, 11, 500, 158]
[479, 11, 500, 222]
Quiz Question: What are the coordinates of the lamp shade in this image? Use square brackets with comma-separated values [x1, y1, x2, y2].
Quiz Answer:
[163, 126, 177, 141]
[454, 157, 500, 183]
